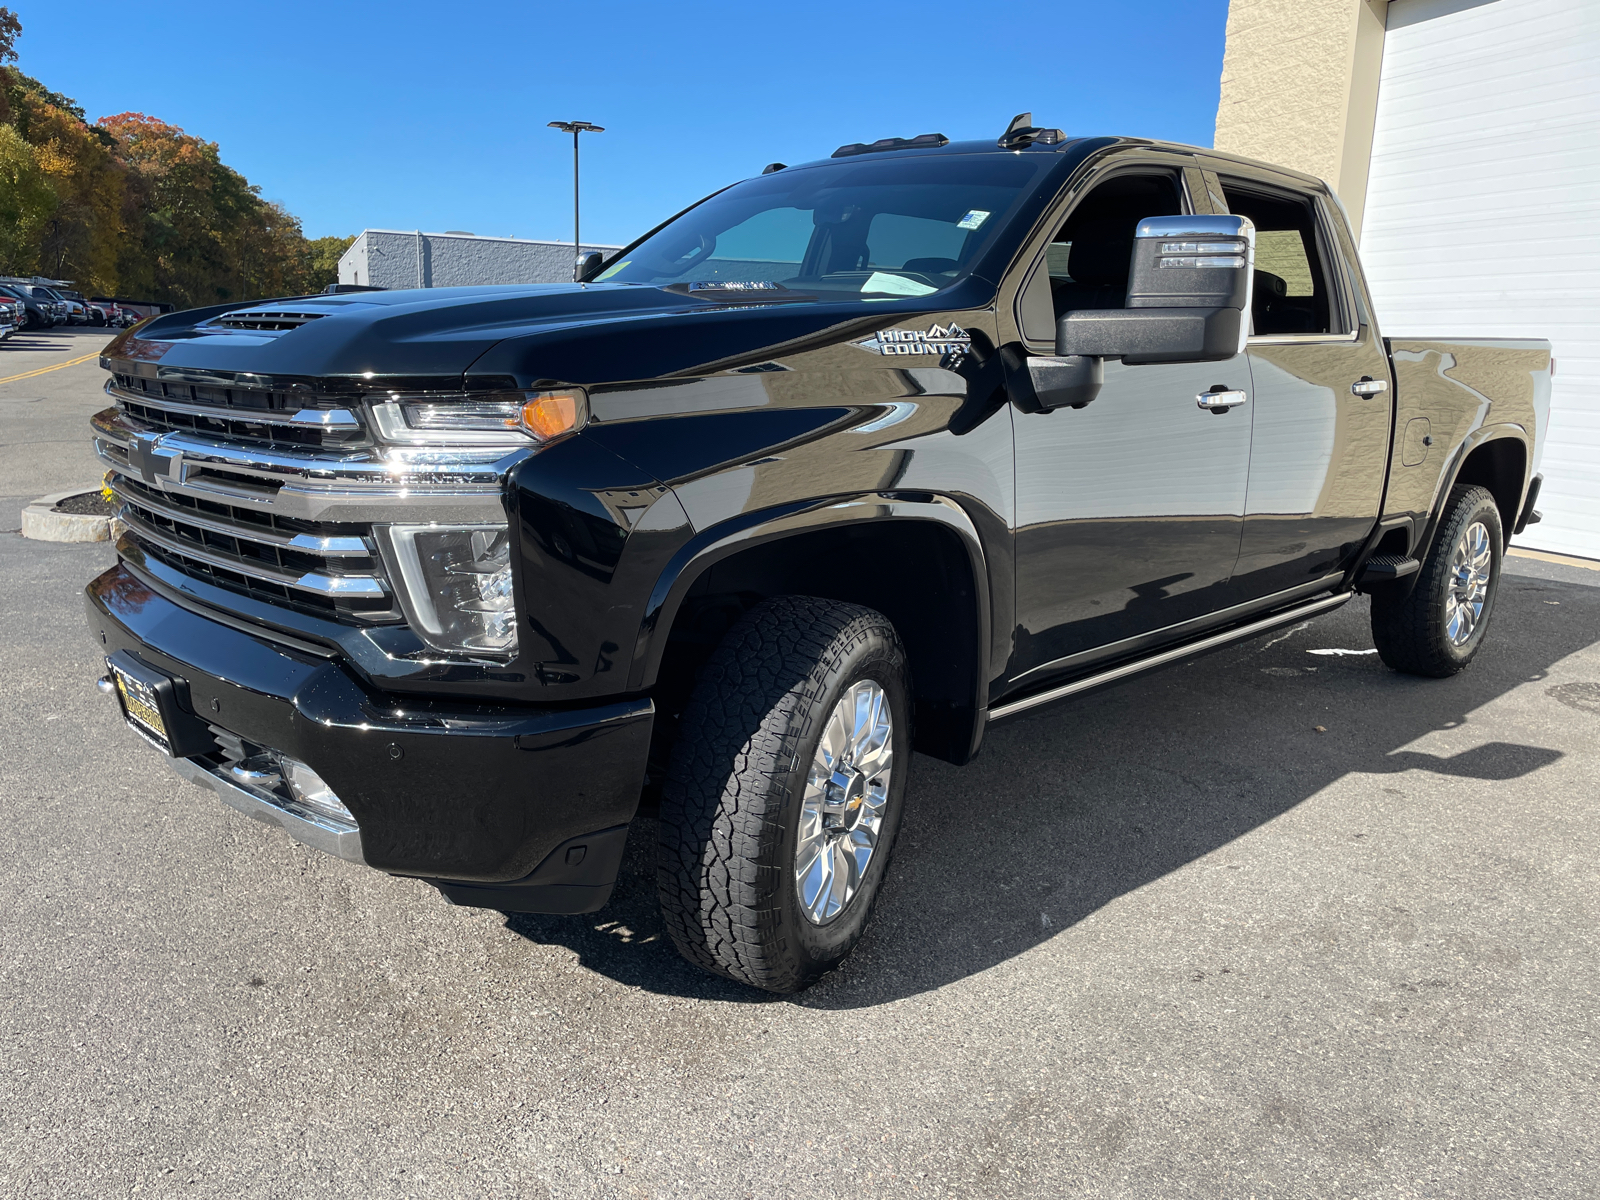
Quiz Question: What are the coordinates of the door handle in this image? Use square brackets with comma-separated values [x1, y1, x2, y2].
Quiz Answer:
[1352, 377, 1389, 396]
[1196, 388, 1248, 412]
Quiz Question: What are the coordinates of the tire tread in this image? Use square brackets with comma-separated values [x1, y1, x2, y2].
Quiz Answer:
[656, 595, 901, 992]
[1371, 484, 1501, 677]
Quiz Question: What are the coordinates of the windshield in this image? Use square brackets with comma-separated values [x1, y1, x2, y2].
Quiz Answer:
[597, 153, 1051, 298]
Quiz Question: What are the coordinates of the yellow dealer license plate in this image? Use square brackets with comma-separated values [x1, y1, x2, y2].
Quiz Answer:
[110, 660, 171, 752]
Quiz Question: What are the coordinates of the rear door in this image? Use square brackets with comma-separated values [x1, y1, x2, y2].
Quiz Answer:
[1211, 170, 1392, 598]
[1006, 159, 1255, 689]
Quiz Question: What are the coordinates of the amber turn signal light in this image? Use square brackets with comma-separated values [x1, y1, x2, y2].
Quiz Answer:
[510, 390, 582, 441]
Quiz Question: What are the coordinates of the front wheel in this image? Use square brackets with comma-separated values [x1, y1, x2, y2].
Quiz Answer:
[657, 595, 911, 993]
[1371, 483, 1504, 677]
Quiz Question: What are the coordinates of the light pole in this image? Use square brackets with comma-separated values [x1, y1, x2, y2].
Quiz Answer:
[547, 120, 604, 278]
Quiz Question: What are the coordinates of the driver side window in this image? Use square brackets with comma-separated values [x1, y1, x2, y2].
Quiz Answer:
[1049, 172, 1184, 317]
[1019, 171, 1185, 343]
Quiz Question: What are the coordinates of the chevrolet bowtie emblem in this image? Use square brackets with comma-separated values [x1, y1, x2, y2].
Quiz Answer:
[127, 432, 179, 486]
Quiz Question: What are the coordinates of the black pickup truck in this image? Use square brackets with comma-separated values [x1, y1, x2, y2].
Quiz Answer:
[86, 117, 1552, 993]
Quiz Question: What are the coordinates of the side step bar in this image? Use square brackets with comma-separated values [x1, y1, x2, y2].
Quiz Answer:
[1356, 554, 1421, 587]
[987, 591, 1352, 723]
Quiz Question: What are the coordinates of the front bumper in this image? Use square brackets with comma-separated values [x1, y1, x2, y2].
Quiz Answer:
[86, 563, 653, 910]
[171, 754, 366, 862]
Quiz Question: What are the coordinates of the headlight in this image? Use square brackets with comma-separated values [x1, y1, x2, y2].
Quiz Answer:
[378, 523, 517, 657]
[367, 388, 585, 448]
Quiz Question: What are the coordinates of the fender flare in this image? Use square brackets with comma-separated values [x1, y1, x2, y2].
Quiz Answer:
[625, 491, 993, 704]
[1403, 423, 1531, 599]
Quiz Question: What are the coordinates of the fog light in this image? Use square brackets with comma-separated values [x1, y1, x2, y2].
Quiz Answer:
[379, 524, 517, 657]
[280, 756, 354, 824]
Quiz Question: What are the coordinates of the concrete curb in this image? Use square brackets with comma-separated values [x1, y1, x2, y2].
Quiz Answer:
[21, 489, 113, 543]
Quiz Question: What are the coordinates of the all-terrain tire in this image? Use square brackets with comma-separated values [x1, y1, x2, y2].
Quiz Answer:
[1371, 483, 1504, 677]
[656, 595, 911, 993]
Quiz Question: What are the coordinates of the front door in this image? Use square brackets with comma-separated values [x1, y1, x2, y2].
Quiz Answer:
[1009, 168, 1254, 689]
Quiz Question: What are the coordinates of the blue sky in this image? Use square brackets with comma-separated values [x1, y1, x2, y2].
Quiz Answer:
[12, 0, 1230, 246]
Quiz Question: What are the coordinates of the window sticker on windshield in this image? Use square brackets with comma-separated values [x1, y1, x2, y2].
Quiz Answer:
[595, 260, 630, 281]
[862, 272, 938, 297]
[956, 210, 991, 231]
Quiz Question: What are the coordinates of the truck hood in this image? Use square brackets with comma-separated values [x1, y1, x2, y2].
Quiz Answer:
[101, 279, 994, 388]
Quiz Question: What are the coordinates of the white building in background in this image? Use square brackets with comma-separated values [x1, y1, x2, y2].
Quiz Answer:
[338, 230, 622, 290]
[1217, 0, 1600, 560]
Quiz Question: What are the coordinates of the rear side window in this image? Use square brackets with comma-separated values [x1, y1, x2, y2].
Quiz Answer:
[1218, 182, 1338, 336]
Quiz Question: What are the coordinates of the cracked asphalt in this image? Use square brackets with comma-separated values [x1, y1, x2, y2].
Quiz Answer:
[2, 330, 1597, 1198]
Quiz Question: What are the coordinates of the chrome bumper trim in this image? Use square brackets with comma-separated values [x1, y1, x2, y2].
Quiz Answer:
[171, 756, 365, 863]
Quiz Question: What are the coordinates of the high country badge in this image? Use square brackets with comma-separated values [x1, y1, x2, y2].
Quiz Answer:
[855, 323, 971, 357]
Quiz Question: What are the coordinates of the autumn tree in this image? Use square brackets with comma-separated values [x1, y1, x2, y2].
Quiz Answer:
[0, 5, 351, 305]
[98, 112, 344, 306]
[6, 74, 124, 288]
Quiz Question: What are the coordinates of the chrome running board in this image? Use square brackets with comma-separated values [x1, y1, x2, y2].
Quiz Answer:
[987, 591, 1352, 723]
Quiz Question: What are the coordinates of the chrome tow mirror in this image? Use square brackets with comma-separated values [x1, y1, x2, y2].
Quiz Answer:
[1056, 214, 1256, 365]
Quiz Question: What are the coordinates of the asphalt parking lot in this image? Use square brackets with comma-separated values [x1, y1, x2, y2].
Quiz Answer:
[2, 334, 1597, 1198]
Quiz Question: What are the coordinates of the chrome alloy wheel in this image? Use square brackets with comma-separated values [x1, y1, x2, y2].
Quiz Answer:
[796, 679, 894, 925]
[1445, 520, 1493, 646]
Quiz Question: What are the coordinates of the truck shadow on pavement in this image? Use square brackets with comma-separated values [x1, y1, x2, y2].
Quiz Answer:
[504, 573, 1594, 1007]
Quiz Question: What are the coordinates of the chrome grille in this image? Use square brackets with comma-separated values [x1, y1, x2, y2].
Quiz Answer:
[112, 475, 396, 622]
[110, 374, 366, 452]
[92, 398, 517, 633]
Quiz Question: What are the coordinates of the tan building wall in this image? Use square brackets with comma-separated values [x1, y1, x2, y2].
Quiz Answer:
[1214, 0, 1389, 236]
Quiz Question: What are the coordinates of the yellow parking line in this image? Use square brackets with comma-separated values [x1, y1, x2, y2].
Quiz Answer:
[0, 349, 102, 386]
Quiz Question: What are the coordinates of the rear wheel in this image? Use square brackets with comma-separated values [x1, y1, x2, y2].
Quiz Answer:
[656, 595, 910, 993]
[1371, 484, 1503, 677]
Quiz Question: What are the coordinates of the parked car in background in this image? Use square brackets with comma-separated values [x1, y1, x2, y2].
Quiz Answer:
[28, 286, 68, 326]
[0, 283, 58, 329]
[0, 293, 24, 336]
[48, 288, 87, 325]
[0, 299, 14, 341]
[92, 298, 144, 327]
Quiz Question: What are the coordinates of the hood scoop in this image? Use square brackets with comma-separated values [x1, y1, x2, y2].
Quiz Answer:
[204, 301, 375, 335]
[211, 310, 328, 332]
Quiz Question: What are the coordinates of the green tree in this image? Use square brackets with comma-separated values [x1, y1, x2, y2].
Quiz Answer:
[0, 122, 55, 274]
[305, 234, 355, 291]
[0, 7, 20, 64]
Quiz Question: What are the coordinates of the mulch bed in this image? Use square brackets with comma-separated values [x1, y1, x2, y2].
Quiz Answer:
[53, 491, 117, 517]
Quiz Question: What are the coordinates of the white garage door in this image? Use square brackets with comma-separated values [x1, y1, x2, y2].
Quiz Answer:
[1360, 0, 1600, 559]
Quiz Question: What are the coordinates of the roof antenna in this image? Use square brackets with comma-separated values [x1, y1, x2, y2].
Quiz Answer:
[998, 112, 1066, 150]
